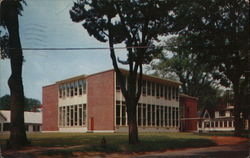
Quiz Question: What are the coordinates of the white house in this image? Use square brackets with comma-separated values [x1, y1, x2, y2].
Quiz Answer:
[198, 104, 248, 132]
[0, 110, 42, 132]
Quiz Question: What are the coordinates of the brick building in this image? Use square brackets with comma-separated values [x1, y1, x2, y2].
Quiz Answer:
[179, 94, 198, 132]
[42, 69, 183, 133]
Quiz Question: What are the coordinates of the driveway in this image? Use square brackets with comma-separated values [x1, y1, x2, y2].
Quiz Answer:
[2, 136, 249, 158]
[133, 141, 249, 158]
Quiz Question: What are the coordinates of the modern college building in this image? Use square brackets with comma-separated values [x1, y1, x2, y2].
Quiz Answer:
[42, 69, 184, 133]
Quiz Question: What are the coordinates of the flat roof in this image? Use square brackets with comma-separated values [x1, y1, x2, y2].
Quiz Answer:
[54, 68, 181, 86]
[0, 110, 42, 124]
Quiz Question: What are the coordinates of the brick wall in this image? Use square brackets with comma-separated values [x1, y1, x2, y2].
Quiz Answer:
[180, 95, 198, 132]
[87, 70, 115, 131]
[42, 84, 59, 131]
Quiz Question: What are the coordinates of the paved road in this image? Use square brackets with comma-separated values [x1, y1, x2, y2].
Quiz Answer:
[134, 141, 249, 158]
[2, 139, 249, 158]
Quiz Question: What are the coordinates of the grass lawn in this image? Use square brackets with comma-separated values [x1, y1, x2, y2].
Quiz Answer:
[0, 132, 215, 155]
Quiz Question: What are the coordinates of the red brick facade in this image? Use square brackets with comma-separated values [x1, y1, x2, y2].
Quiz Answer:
[42, 69, 194, 133]
[42, 84, 59, 131]
[180, 94, 198, 132]
[87, 70, 115, 131]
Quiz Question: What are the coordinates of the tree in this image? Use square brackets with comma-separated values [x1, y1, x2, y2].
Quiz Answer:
[150, 36, 221, 112]
[0, 94, 41, 112]
[70, 0, 183, 144]
[0, 0, 29, 148]
[178, 0, 249, 136]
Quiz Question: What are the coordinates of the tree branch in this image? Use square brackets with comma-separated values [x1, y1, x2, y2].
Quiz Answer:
[107, 16, 128, 98]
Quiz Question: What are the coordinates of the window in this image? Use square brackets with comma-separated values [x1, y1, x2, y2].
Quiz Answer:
[70, 83, 74, 97]
[156, 84, 160, 98]
[74, 81, 78, 96]
[70, 106, 74, 126]
[172, 107, 175, 126]
[156, 105, 160, 126]
[168, 107, 171, 126]
[59, 104, 86, 127]
[62, 107, 66, 126]
[160, 85, 164, 98]
[219, 121, 223, 127]
[142, 80, 146, 96]
[152, 82, 155, 96]
[229, 121, 232, 127]
[66, 106, 70, 126]
[79, 105, 83, 126]
[164, 107, 168, 126]
[211, 122, 214, 127]
[176, 108, 179, 126]
[59, 107, 62, 126]
[164, 86, 168, 99]
[66, 83, 70, 97]
[122, 102, 126, 125]
[143, 104, 147, 126]
[79, 80, 83, 95]
[168, 86, 171, 100]
[83, 104, 86, 125]
[116, 101, 121, 125]
[138, 104, 142, 126]
[172, 87, 175, 100]
[62, 84, 66, 97]
[219, 111, 225, 116]
[160, 106, 164, 127]
[147, 104, 151, 126]
[147, 81, 151, 95]
[74, 105, 78, 126]
[224, 121, 227, 127]
[152, 105, 156, 126]
[176, 87, 179, 101]
[59, 85, 63, 98]
[116, 74, 121, 91]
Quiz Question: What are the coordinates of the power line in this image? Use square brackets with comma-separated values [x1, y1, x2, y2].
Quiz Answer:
[7, 45, 240, 51]
[10, 46, 157, 51]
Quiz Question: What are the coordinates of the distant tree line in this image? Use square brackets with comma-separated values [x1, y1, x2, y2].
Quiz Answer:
[0, 94, 41, 112]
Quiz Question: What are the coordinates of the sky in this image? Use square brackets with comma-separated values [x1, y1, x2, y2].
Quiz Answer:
[0, 0, 129, 101]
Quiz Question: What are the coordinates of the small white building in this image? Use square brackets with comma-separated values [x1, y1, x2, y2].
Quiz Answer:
[198, 104, 248, 132]
[0, 110, 42, 132]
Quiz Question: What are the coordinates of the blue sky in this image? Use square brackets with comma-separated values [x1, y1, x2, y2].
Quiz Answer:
[0, 0, 128, 101]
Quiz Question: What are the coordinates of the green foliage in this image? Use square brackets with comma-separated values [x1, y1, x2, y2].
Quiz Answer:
[178, 0, 249, 84]
[69, 0, 183, 66]
[150, 36, 222, 111]
[0, 0, 26, 59]
[0, 94, 41, 111]
[0, 30, 9, 59]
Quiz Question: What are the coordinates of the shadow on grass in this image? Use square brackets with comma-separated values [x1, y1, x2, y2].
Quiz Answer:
[41, 137, 216, 156]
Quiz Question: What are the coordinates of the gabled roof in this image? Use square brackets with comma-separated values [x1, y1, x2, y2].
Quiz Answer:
[0, 111, 7, 121]
[202, 109, 211, 119]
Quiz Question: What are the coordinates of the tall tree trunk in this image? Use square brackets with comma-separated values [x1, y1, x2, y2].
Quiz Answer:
[3, 0, 28, 149]
[126, 95, 139, 144]
[232, 80, 243, 137]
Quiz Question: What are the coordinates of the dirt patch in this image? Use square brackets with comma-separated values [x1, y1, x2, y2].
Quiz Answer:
[211, 136, 248, 145]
